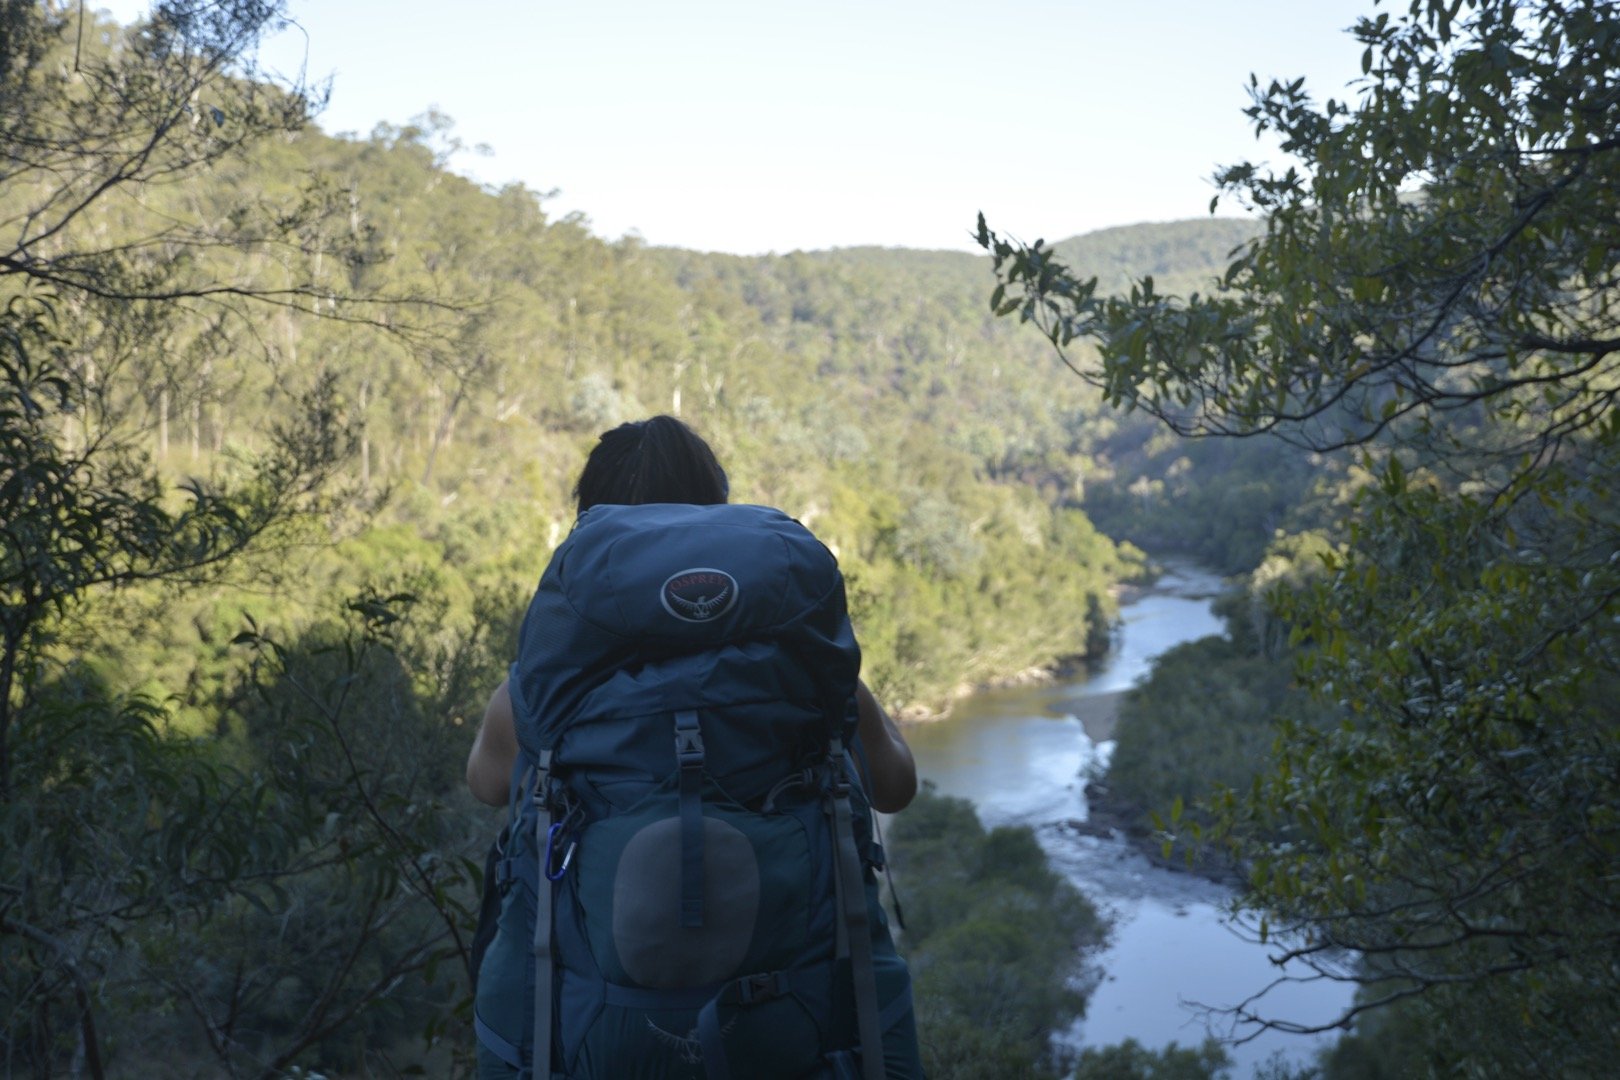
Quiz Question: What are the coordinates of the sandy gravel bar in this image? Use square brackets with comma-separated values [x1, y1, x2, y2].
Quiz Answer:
[1065, 690, 1126, 742]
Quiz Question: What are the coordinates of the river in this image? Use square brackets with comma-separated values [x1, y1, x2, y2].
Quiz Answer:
[901, 562, 1355, 1076]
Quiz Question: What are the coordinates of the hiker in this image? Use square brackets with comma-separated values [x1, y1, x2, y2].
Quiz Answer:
[467, 415, 922, 1079]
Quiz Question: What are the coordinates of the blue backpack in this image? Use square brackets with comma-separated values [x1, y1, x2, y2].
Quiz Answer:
[474, 503, 918, 1079]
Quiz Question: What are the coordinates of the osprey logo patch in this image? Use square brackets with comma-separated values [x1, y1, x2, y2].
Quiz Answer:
[660, 568, 738, 623]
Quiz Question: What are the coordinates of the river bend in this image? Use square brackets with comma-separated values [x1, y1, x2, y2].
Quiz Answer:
[902, 563, 1354, 1075]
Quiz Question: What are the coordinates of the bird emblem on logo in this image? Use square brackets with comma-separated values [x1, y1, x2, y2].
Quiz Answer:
[660, 568, 739, 623]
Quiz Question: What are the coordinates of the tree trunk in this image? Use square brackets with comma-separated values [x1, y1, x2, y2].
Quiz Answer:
[422, 382, 465, 486]
[565, 297, 578, 379]
[359, 379, 371, 488]
[670, 356, 691, 416]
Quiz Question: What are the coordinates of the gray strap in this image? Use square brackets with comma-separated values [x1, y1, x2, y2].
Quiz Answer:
[829, 738, 886, 1080]
[603, 980, 723, 1011]
[827, 1052, 861, 1080]
[675, 710, 707, 928]
[697, 996, 733, 1080]
[696, 971, 793, 1080]
[879, 981, 914, 1033]
[530, 750, 554, 1080]
[848, 751, 913, 939]
[474, 1009, 525, 1070]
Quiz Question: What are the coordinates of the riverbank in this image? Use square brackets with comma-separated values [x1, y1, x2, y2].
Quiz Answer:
[895, 652, 1100, 723]
[1058, 684, 1245, 886]
[1065, 776, 1246, 888]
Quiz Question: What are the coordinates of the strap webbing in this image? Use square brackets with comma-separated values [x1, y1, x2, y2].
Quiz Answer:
[530, 750, 554, 1080]
[474, 1008, 526, 1070]
[697, 997, 734, 1080]
[848, 748, 913, 932]
[602, 966, 819, 1017]
[675, 710, 706, 928]
[827, 1051, 861, 1080]
[696, 970, 795, 1080]
[602, 980, 723, 1011]
[879, 981, 914, 1033]
[829, 738, 886, 1080]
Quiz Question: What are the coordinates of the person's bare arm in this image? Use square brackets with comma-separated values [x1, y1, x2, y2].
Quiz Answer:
[466, 676, 519, 807]
[855, 679, 917, 813]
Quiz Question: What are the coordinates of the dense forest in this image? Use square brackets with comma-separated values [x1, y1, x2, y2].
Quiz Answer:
[0, 3, 1319, 1076]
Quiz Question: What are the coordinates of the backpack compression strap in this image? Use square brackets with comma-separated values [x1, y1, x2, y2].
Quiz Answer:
[531, 750, 555, 1080]
[675, 710, 707, 928]
[829, 737, 886, 1080]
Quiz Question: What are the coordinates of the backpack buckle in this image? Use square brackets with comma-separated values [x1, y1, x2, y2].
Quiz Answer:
[738, 971, 787, 1004]
[829, 768, 851, 798]
[675, 717, 705, 770]
[531, 771, 563, 814]
[675, 729, 705, 765]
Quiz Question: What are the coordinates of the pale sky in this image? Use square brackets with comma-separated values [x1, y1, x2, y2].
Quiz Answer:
[100, 1, 1374, 254]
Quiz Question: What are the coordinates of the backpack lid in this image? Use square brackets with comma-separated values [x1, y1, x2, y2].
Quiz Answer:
[509, 503, 859, 760]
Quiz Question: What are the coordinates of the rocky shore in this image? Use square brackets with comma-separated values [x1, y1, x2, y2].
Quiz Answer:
[1063, 774, 1247, 888]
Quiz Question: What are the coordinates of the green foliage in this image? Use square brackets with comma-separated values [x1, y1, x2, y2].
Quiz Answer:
[1080, 433, 1331, 574]
[1068, 1037, 1232, 1080]
[982, 0, 1620, 1070]
[1306, 989, 1433, 1080]
[1, 8, 485, 1075]
[1, 599, 483, 1077]
[887, 787, 1104, 1080]
[0, 282, 349, 787]
[1107, 633, 1336, 841]
[2, 688, 251, 1076]
[1235, 474, 1620, 1074]
[1050, 220, 1262, 301]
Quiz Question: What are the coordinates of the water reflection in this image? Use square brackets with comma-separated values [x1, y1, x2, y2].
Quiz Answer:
[903, 563, 1354, 1075]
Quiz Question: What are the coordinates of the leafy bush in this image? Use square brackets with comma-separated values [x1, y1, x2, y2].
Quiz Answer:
[1070, 1037, 1232, 1080]
[888, 787, 1104, 1080]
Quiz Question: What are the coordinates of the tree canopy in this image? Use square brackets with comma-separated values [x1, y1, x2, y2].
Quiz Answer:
[1, 5, 480, 1075]
[980, 0, 1619, 1071]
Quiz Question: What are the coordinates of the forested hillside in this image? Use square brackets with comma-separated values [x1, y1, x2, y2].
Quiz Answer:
[8, 79, 1298, 728]
[0, 5, 1309, 1075]
[1052, 218, 1260, 297]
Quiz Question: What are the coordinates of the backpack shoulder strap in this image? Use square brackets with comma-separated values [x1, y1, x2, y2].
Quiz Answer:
[525, 751, 556, 1079]
[829, 736, 885, 1080]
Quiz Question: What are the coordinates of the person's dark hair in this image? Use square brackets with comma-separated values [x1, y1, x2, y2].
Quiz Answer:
[573, 416, 729, 512]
